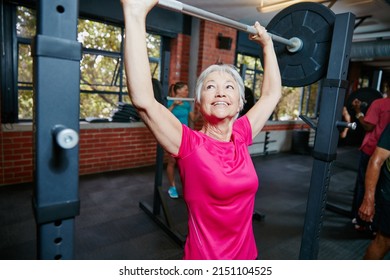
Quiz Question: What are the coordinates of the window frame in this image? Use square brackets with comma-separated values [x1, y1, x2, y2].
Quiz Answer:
[4, 4, 164, 123]
[235, 52, 322, 121]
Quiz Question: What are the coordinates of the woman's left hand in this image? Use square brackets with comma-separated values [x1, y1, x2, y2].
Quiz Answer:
[249, 21, 272, 47]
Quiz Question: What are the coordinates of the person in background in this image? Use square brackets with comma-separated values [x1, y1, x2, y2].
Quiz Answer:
[340, 106, 352, 139]
[121, 0, 281, 259]
[166, 82, 199, 198]
[351, 92, 390, 234]
[359, 124, 390, 259]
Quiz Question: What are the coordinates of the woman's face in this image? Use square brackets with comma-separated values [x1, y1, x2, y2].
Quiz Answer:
[175, 85, 189, 98]
[199, 71, 241, 121]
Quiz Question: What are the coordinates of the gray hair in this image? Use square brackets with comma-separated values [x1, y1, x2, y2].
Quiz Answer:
[194, 64, 245, 112]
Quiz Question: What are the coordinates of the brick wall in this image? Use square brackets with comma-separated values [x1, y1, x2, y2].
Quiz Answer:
[0, 130, 34, 185]
[169, 33, 191, 84]
[169, 21, 236, 83]
[78, 126, 158, 175]
[197, 21, 237, 73]
[0, 124, 161, 185]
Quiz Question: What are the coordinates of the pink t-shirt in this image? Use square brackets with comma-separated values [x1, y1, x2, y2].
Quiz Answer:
[361, 98, 390, 155]
[175, 116, 259, 260]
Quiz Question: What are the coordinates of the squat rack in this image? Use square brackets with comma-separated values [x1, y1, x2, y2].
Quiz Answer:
[32, 0, 355, 260]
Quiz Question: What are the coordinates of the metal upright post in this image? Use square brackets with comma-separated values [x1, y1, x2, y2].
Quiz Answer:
[32, 0, 81, 259]
[299, 12, 355, 259]
[138, 50, 186, 247]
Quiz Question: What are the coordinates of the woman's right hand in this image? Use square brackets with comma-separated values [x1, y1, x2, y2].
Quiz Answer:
[121, 0, 158, 18]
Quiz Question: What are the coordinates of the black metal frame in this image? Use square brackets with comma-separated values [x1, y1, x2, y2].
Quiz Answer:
[299, 12, 356, 260]
[33, 0, 81, 260]
[138, 49, 187, 248]
[139, 144, 187, 247]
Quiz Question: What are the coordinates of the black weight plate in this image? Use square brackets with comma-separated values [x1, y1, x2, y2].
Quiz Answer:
[346, 87, 383, 115]
[261, 2, 335, 87]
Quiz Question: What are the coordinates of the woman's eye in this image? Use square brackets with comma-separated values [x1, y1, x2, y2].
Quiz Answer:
[206, 84, 215, 90]
[226, 84, 234, 90]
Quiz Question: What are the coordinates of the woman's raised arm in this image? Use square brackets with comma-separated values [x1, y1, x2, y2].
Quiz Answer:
[245, 22, 282, 139]
[121, 0, 182, 155]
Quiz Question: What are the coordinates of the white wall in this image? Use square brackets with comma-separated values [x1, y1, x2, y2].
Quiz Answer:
[249, 120, 312, 156]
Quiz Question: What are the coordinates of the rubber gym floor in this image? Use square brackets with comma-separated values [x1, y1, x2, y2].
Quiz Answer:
[1, 145, 389, 260]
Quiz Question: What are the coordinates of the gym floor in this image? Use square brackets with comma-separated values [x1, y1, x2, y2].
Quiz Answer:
[1, 145, 388, 260]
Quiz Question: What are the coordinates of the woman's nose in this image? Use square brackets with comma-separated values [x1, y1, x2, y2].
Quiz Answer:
[215, 88, 226, 97]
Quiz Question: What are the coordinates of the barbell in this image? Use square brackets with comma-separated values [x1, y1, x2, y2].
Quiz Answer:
[157, 0, 336, 87]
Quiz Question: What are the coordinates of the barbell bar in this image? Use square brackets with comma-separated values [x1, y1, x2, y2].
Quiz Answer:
[167, 96, 195, 102]
[158, 1, 336, 87]
[157, 0, 303, 52]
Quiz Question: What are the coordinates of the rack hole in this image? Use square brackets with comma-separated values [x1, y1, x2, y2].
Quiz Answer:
[54, 237, 63, 244]
[56, 5, 65, 14]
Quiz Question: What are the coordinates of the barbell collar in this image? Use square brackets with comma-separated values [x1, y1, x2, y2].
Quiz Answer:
[336, 121, 357, 130]
[158, 0, 297, 50]
[286, 37, 303, 53]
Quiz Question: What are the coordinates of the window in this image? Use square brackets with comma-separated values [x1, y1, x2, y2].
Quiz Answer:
[78, 18, 126, 119]
[236, 53, 263, 100]
[16, 6, 35, 120]
[236, 53, 320, 121]
[14, 6, 162, 121]
[77, 19, 162, 119]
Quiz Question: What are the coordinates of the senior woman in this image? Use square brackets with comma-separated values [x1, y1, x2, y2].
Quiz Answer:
[121, 0, 281, 260]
